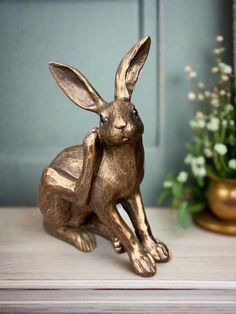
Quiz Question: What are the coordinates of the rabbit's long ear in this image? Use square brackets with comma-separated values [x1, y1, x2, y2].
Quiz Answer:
[115, 36, 151, 101]
[49, 62, 106, 113]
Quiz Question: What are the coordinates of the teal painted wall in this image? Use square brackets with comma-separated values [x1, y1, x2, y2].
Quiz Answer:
[0, 0, 233, 206]
[162, 0, 233, 172]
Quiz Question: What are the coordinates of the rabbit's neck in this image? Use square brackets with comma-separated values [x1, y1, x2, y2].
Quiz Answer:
[99, 137, 144, 196]
[102, 137, 144, 180]
[94, 137, 144, 199]
[103, 138, 142, 157]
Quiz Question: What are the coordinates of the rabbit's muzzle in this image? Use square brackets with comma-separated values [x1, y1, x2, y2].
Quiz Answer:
[110, 125, 142, 145]
[114, 119, 127, 130]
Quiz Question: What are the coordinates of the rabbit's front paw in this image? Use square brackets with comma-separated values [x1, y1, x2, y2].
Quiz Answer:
[130, 250, 156, 277]
[143, 238, 170, 263]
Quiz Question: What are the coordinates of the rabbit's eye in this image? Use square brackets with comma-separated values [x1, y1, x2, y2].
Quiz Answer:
[132, 108, 139, 116]
[100, 114, 108, 124]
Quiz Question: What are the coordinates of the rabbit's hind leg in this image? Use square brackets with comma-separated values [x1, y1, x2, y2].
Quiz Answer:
[44, 221, 96, 252]
[88, 216, 125, 254]
[39, 171, 96, 252]
[42, 195, 96, 253]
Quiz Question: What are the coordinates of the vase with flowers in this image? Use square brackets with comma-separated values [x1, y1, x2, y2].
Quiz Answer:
[159, 35, 236, 234]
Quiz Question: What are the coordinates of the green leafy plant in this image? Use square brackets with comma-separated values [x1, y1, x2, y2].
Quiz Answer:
[159, 35, 236, 228]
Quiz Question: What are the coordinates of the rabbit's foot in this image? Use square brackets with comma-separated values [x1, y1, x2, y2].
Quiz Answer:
[44, 222, 96, 252]
[143, 238, 170, 263]
[130, 249, 156, 277]
[73, 229, 97, 252]
[112, 237, 125, 254]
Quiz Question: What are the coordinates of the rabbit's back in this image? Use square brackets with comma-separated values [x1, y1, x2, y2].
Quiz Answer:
[50, 145, 84, 179]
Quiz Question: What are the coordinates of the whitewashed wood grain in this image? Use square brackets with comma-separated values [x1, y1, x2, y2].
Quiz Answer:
[1, 290, 236, 313]
[0, 208, 236, 313]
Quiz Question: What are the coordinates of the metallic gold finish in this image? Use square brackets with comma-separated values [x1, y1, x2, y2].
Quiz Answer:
[194, 177, 236, 236]
[193, 211, 236, 236]
[115, 36, 151, 101]
[38, 37, 170, 277]
[207, 177, 236, 221]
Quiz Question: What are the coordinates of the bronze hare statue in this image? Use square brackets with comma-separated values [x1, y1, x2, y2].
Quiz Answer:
[38, 36, 170, 277]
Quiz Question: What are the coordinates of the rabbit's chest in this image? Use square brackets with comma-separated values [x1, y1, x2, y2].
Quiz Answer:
[98, 148, 141, 198]
[110, 155, 137, 181]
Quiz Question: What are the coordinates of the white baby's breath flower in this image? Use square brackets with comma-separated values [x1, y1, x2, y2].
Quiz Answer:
[227, 92, 231, 98]
[163, 181, 173, 188]
[214, 48, 221, 54]
[225, 104, 234, 112]
[210, 98, 220, 108]
[191, 164, 198, 176]
[177, 171, 188, 183]
[228, 159, 236, 170]
[211, 66, 219, 73]
[191, 163, 207, 178]
[214, 143, 228, 155]
[204, 91, 210, 97]
[188, 71, 197, 79]
[198, 167, 207, 177]
[219, 62, 225, 69]
[222, 120, 228, 127]
[214, 47, 225, 54]
[221, 75, 229, 82]
[197, 120, 205, 128]
[196, 156, 205, 165]
[189, 120, 197, 128]
[207, 117, 220, 131]
[190, 156, 207, 178]
[220, 90, 226, 96]
[219, 63, 232, 75]
[216, 35, 224, 42]
[204, 148, 213, 158]
[229, 120, 235, 127]
[184, 154, 193, 164]
[197, 82, 205, 89]
[198, 94, 204, 101]
[196, 111, 204, 119]
[184, 65, 192, 73]
[187, 92, 196, 101]
[224, 65, 232, 74]
[191, 114, 205, 129]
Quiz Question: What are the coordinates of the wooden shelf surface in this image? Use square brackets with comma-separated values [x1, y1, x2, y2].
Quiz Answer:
[0, 207, 236, 313]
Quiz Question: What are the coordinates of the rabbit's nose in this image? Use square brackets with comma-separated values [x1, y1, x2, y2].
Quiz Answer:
[115, 120, 127, 129]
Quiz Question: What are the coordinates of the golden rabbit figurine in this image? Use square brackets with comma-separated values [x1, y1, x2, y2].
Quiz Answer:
[38, 36, 170, 277]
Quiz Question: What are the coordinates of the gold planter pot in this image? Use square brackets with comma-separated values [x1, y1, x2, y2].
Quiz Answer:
[194, 177, 236, 235]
